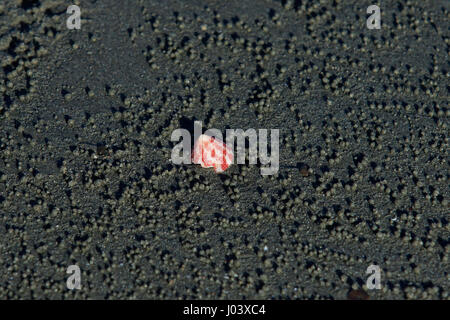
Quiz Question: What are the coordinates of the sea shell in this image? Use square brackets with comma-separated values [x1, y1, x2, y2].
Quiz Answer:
[192, 134, 233, 173]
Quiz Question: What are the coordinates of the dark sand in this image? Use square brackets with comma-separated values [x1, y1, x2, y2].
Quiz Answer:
[0, 0, 448, 299]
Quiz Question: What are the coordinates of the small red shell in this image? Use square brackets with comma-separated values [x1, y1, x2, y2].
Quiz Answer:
[192, 134, 233, 173]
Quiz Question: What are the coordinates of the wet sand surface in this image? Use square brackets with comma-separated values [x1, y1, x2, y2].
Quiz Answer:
[0, 0, 448, 299]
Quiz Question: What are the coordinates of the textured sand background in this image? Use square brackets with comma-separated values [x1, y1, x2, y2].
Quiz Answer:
[0, 0, 448, 299]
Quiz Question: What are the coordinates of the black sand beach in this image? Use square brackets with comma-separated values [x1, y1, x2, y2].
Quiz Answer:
[0, 0, 448, 299]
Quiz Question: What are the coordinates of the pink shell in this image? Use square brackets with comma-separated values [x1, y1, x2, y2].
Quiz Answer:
[192, 134, 233, 173]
